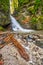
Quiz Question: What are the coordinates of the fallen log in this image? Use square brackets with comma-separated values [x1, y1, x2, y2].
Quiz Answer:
[4, 34, 29, 61]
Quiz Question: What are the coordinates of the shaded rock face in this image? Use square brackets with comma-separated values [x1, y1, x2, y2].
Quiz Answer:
[0, 12, 10, 26]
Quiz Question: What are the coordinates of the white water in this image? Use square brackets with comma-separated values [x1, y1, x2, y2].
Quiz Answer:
[10, 15, 35, 33]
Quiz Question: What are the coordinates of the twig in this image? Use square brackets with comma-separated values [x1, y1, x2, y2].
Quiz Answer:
[0, 31, 16, 35]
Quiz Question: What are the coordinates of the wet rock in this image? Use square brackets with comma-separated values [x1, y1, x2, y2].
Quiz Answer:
[35, 39, 43, 48]
[32, 47, 39, 52]
[28, 35, 33, 39]
[0, 12, 10, 27]
[28, 35, 39, 41]
[0, 54, 2, 58]
[39, 51, 43, 56]
[41, 58, 43, 65]
[33, 35, 39, 40]
[39, 35, 43, 39]
[0, 54, 2, 60]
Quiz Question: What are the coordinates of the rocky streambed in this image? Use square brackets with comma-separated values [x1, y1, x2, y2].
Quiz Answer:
[0, 33, 43, 65]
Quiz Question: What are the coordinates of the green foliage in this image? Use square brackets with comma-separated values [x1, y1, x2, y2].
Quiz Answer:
[30, 15, 43, 30]
[33, 0, 42, 14]
[0, 0, 10, 27]
[27, 6, 35, 14]
[27, 0, 43, 15]
[0, 0, 9, 14]
[18, 0, 29, 6]
[31, 17, 37, 24]
[12, 0, 18, 9]
[0, 0, 42, 30]
[30, 16, 37, 29]
[0, 26, 5, 31]
[41, 0, 43, 14]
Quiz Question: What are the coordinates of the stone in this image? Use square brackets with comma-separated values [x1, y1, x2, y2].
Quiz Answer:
[0, 54, 2, 60]
[0, 12, 10, 26]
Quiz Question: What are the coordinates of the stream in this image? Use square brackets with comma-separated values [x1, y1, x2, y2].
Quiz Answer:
[10, 15, 35, 33]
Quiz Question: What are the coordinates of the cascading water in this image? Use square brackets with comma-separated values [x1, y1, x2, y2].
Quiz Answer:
[10, 15, 35, 33]
[10, 0, 35, 33]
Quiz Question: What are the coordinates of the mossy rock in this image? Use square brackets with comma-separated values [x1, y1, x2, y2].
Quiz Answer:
[30, 16, 43, 30]
[19, 0, 29, 6]
[0, 26, 5, 31]
[37, 16, 43, 30]
[27, 6, 34, 14]
[0, 0, 10, 26]
[0, 12, 10, 26]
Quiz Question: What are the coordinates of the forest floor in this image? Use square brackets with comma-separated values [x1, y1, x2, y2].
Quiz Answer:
[0, 31, 43, 65]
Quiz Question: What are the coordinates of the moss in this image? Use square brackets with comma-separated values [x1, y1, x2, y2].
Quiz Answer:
[18, 0, 29, 6]
[30, 15, 43, 30]
[27, 6, 34, 14]
[0, 0, 9, 14]
[37, 16, 43, 30]
[0, 0, 10, 26]
[0, 26, 5, 31]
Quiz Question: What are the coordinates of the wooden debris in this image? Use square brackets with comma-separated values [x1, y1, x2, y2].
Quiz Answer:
[0, 31, 12, 35]
[4, 35, 11, 43]
[0, 61, 4, 65]
[0, 44, 5, 49]
[4, 34, 29, 61]
[0, 54, 4, 65]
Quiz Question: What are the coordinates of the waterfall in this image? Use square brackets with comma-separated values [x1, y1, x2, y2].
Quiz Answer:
[10, 15, 35, 33]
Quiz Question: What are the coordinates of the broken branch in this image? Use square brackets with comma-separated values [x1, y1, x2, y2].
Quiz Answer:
[4, 34, 29, 61]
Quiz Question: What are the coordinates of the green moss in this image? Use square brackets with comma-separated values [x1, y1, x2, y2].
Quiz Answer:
[30, 16, 43, 30]
[0, 26, 5, 31]
[27, 6, 35, 14]
[18, 0, 30, 6]
[0, 0, 10, 26]
[0, 0, 9, 14]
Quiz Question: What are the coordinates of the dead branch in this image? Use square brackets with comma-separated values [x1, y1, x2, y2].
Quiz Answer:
[4, 34, 29, 61]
